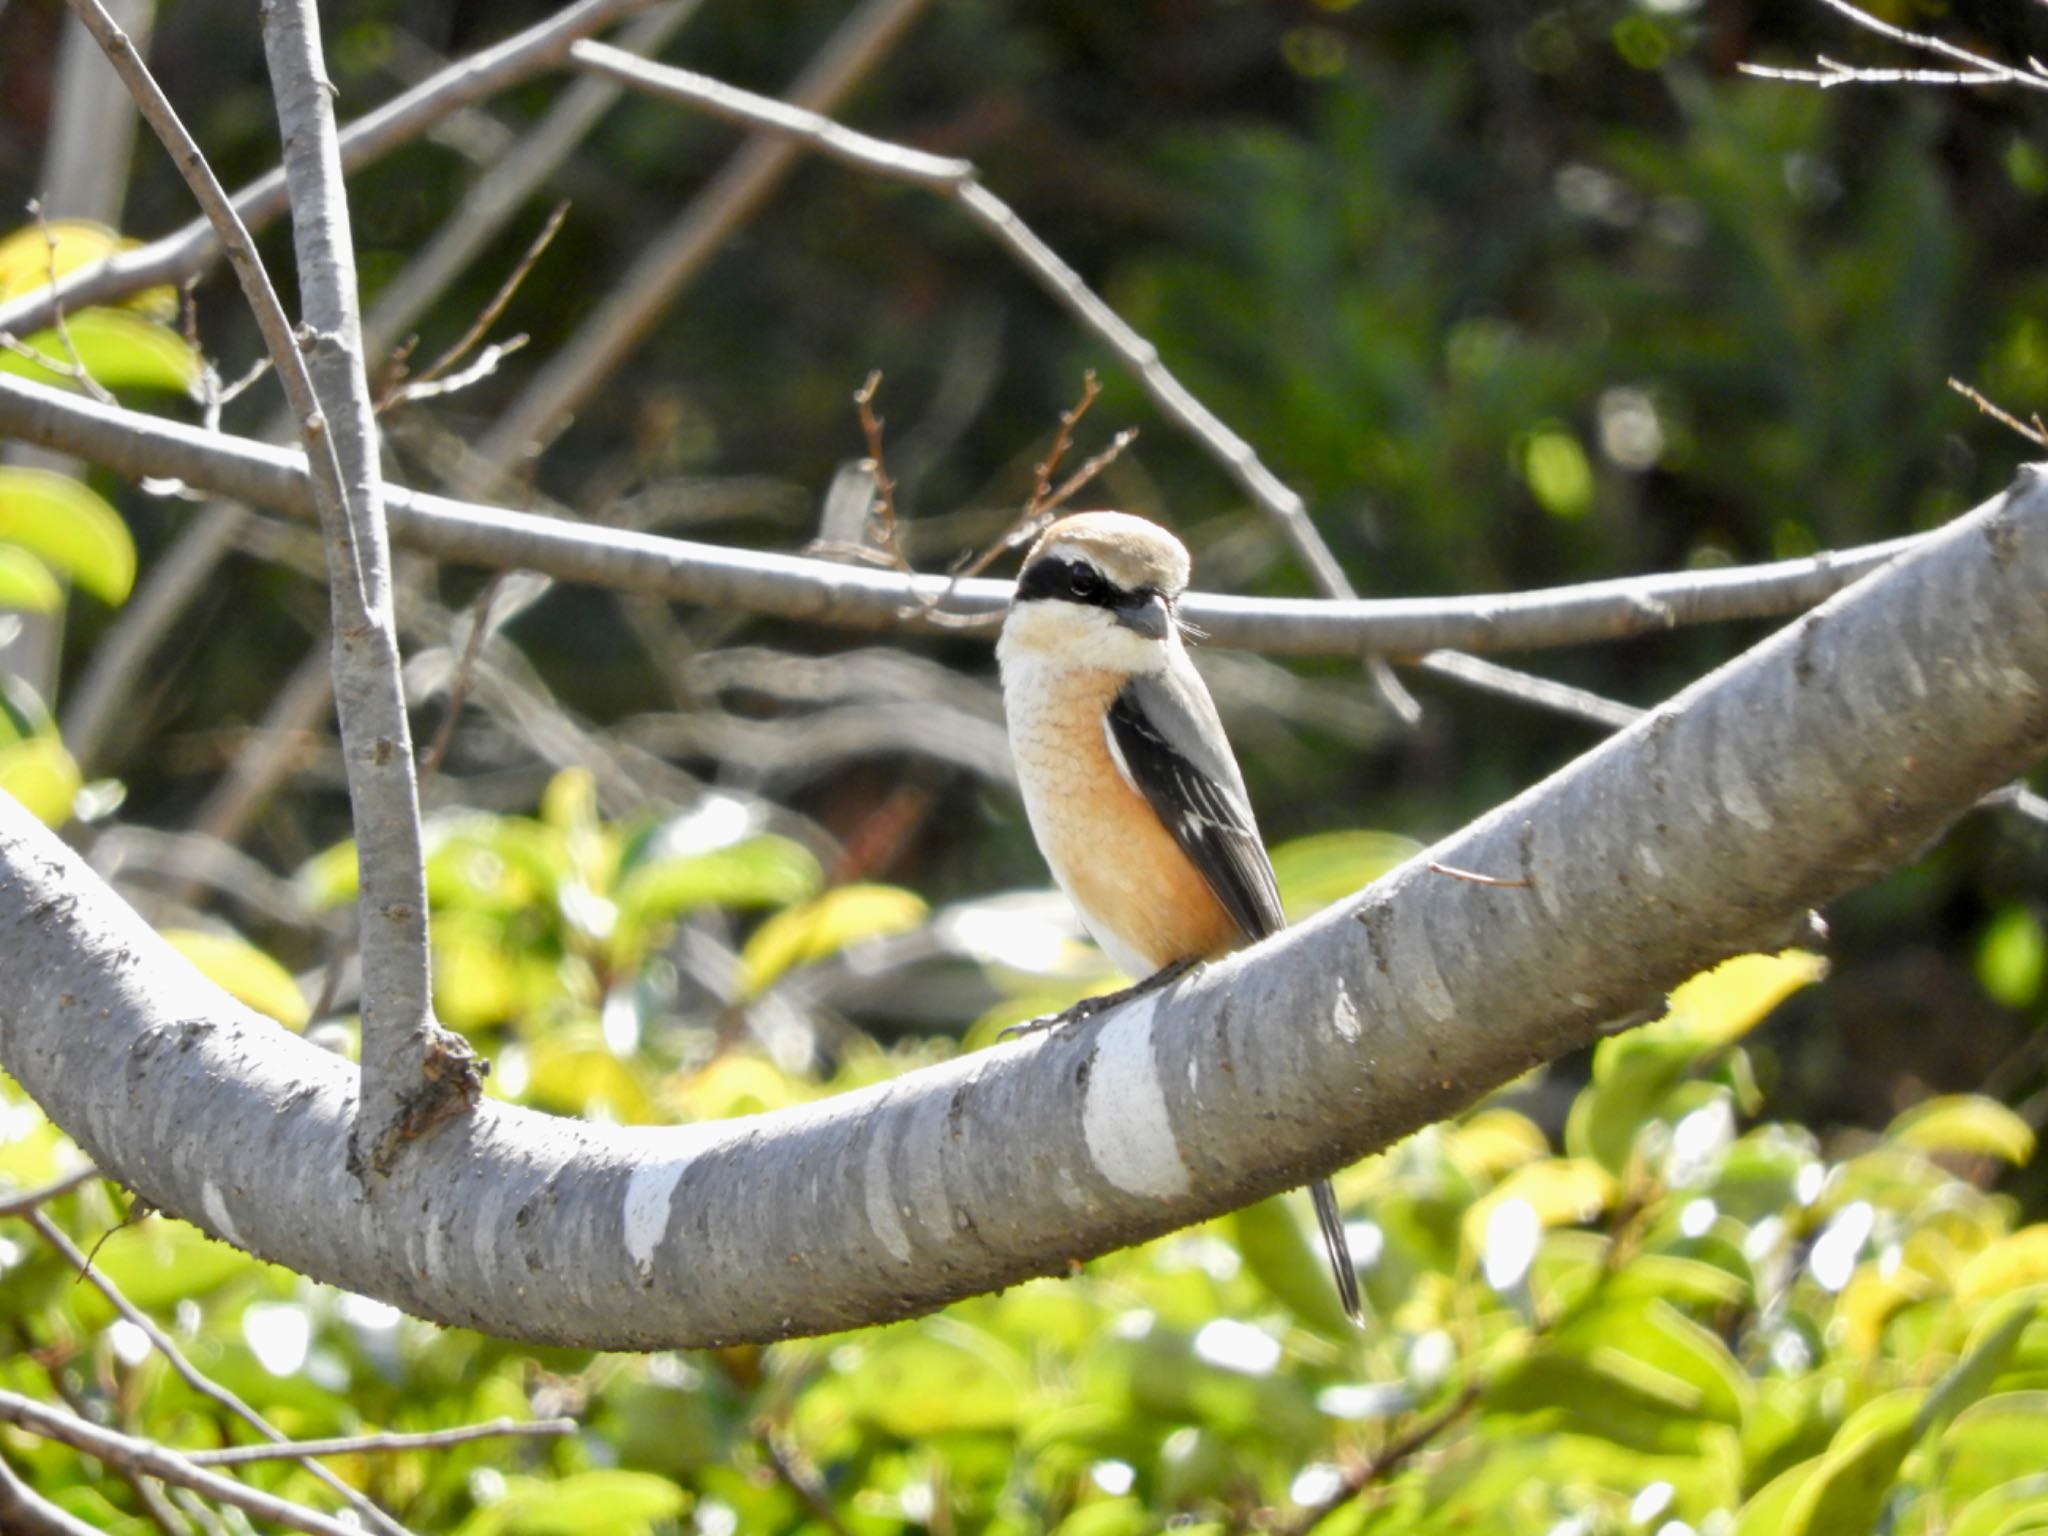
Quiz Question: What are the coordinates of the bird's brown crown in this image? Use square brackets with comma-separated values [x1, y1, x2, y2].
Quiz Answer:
[1022, 512, 1191, 599]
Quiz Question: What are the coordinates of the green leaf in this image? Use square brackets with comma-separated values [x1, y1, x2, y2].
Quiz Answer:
[1890, 1095, 2036, 1166]
[0, 310, 198, 394]
[1917, 1295, 2038, 1441]
[1779, 1389, 1922, 1536]
[1268, 829, 1421, 919]
[738, 881, 926, 994]
[0, 543, 61, 611]
[1948, 1477, 2048, 1536]
[1979, 907, 2047, 1008]
[1230, 1195, 1356, 1337]
[843, 1323, 1025, 1436]
[498, 1470, 688, 1536]
[1520, 423, 1595, 518]
[1943, 1393, 2048, 1504]
[614, 836, 823, 956]
[0, 466, 135, 603]
[0, 735, 82, 826]
[162, 928, 310, 1030]
[295, 839, 361, 909]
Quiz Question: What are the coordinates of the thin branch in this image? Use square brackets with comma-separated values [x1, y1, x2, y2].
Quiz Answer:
[0, 371, 1928, 659]
[25, 1209, 413, 1536]
[183, 1416, 576, 1466]
[852, 371, 907, 570]
[1275, 1383, 1482, 1536]
[471, 0, 936, 480]
[1739, 0, 2048, 92]
[1414, 649, 1642, 731]
[26, 201, 116, 406]
[1950, 377, 2048, 450]
[363, 2, 705, 361]
[0, 1166, 99, 1217]
[383, 201, 567, 406]
[0, 0, 662, 342]
[259, 0, 480, 1172]
[0, 1390, 363, 1536]
[0, 1451, 109, 1536]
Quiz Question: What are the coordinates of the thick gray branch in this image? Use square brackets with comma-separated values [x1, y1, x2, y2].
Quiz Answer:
[4, 469, 2044, 1348]
[0, 374, 1920, 658]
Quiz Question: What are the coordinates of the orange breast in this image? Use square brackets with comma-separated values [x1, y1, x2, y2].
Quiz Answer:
[1009, 665, 1242, 973]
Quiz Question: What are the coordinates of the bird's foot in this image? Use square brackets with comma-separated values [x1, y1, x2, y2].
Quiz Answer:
[998, 957, 1201, 1039]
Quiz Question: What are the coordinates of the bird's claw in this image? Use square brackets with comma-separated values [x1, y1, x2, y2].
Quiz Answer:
[995, 959, 1201, 1041]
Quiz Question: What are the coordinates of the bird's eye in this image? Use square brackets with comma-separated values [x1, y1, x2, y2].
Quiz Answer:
[1067, 563, 1104, 599]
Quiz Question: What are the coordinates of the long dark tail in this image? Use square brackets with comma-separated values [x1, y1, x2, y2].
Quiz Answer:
[1310, 1178, 1363, 1326]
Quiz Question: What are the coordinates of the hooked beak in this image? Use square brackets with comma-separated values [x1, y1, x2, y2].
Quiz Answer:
[1113, 593, 1173, 641]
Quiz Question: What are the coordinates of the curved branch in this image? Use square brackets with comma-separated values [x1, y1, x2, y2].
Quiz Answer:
[4, 469, 2044, 1348]
[0, 374, 1921, 658]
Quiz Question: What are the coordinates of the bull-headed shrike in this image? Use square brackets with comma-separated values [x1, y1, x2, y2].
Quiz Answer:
[997, 510, 1362, 1325]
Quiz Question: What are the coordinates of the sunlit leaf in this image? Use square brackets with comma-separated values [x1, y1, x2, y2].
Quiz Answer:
[1889, 1094, 2035, 1166]
[0, 467, 135, 603]
[0, 543, 61, 612]
[0, 310, 198, 393]
[1778, 1389, 1922, 1536]
[295, 839, 361, 909]
[491, 1470, 688, 1536]
[1661, 950, 1828, 1049]
[738, 881, 926, 995]
[1978, 906, 2046, 1008]
[0, 734, 82, 826]
[1959, 1227, 2048, 1304]
[614, 836, 823, 960]
[1268, 829, 1421, 920]
[844, 1323, 1025, 1436]
[1462, 1158, 1616, 1254]
[0, 221, 174, 315]
[163, 928, 310, 1030]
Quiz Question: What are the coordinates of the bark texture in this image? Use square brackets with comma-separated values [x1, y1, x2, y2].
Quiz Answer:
[1, 470, 2044, 1348]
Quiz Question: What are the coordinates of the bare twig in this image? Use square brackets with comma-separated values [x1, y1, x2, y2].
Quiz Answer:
[474, 0, 936, 479]
[0, 0, 662, 341]
[852, 371, 907, 570]
[0, 1452, 109, 1536]
[1414, 650, 1642, 731]
[1427, 861, 1532, 890]
[418, 572, 505, 788]
[0, 1166, 99, 1217]
[382, 201, 567, 407]
[0, 1389, 364, 1536]
[1949, 377, 2048, 450]
[184, 1416, 576, 1466]
[26, 1208, 414, 1536]
[26, 201, 117, 406]
[1274, 1382, 1482, 1535]
[364, 2, 705, 360]
[754, 1422, 857, 1536]
[1739, 0, 2048, 92]
[1026, 370, 1101, 515]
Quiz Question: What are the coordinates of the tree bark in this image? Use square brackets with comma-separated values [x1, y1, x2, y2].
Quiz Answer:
[2, 467, 2043, 1348]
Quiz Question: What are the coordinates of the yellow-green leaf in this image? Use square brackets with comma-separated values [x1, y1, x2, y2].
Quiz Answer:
[1269, 830, 1421, 920]
[1979, 907, 2047, 1008]
[296, 839, 361, 909]
[0, 466, 135, 603]
[0, 310, 198, 394]
[1890, 1095, 2035, 1166]
[1661, 949, 1828, 1048]
[0, 734, 81, 825]
[1779, 1390, 1922, 1536]
[740, 882, 927, 995]
[1960, 1227, 2048, 1303]
[1520, 423, 1594, 519]
[163, 928, 310, 1030]
[0, 543, 62, 612]
[0, 220, 124, 299]
[1462, 1158, 1617, 1253]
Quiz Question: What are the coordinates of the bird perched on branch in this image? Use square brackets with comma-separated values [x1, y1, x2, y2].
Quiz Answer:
[997, 510, 1362, 1325]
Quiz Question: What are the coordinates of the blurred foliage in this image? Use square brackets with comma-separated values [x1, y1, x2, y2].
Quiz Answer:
[4, 0, 2048, 1529]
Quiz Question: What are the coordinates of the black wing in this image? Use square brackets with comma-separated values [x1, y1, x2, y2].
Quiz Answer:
[1106, 681, 1285, 943]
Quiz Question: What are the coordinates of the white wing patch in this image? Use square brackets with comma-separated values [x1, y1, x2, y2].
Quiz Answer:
[1101, 712, 1141, 796]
